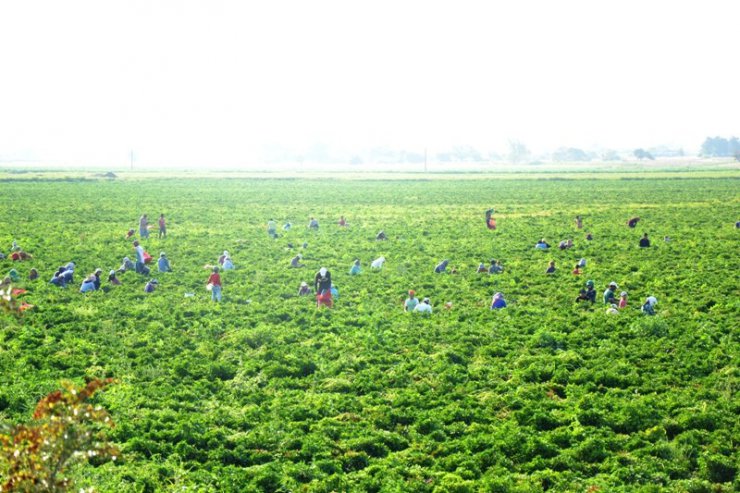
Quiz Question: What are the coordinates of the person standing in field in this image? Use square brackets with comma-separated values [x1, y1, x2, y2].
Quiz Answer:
[485, 208, 496, 230]
[267, 219, 277, 238]
[575, 215, 583, 229]
[158, 214, 167, 239]
[639, 233, 651, 248]
[314, 267, 332, 295]
[546, 260, 556, 274]
[627, 217, 640, 228]
[139, 214, 149, 239]
[349, 259, 361, 275]
[133, 241, 149, 275]
[308, 217, 319, 230]
[207, 266, 222, 302]
[338, 216, 347, 227]
[404, 290, 419, 312]
[108, 270, 121, 285]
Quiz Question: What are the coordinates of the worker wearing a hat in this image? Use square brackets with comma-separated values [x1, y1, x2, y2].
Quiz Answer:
[404, 290, 419, 312]
[604, 282, 619, 304]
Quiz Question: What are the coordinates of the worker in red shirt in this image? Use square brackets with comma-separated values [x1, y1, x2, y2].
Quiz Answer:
[207, 266, 222, 302]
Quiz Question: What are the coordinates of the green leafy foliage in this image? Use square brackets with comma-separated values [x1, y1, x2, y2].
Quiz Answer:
[0, 175, 738, 491]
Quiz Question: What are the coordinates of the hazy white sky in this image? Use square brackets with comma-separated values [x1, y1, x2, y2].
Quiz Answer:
[0, 0, 738, 166]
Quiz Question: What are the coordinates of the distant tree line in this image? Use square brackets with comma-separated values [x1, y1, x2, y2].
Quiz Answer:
[700, 136, 740, 158]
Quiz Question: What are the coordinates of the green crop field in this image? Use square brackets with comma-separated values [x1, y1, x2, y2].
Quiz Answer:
[1, 174, 738, 492]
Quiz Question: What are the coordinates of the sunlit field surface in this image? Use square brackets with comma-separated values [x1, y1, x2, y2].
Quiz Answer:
[1, 175, 738, 492]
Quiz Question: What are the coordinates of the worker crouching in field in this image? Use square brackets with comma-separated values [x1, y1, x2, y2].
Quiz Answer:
[641, 296, 657, 315]
[109, 270, 121, 285]
[490, 292, 507, 309]
[413, 297, 433, 314]
[144, 279, 158, 293]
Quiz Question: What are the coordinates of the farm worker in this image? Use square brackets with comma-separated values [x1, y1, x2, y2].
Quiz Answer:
[0, 276, 10, 292]
[290, 254, 305, 268]
[8, 269, 20, 282]
[267, 219, 277, 237]
[490, 292, 507, 309]
[330, 284, 339, 299]
[349, 259, 361, 275]
[144, 279, 158, 293]
[371, 256, 385, 269]
[376, 231, 387, 241]
[618, 291, 628, 308]
[314, 267, 331, 294]
[576, 280, 596, 303]
[50, 271, 65, 287]
[297, 282, 311, 296]
[477, 262, 487, 273]
[60, 263, 75, 284]
[489, 259, 504, 274]
[207, 266, 222, 302]
[79, 275, 96, 293]
[218, 251, 229, 266]
[627, 217, 640, 228]
[575, 215, 583, 229]
[28, 268, 38, 281]
[585, 232, 593, 241]
[222, 256, 235, 270]
[308, 217, 319, 230]
[93, 268, 103, 290]
[338, 216, 347, 227]
[10, 250, 32, 261]
[158, 252, 172, 272]
[283, 222, 292, 231]
[639, 233, 650, 248]
[641, 296, 657, 315]
[139, 214, 149, 239]
[603, 282, 619, 305]
[11, 240, 20, 251]
[664, 236, 671, 242]
[606, 304, 620, 315]
[126, 229, 135, 239]
[736, 220, 740, 229]
[413, 297, 433, 314]
[158, 214, 167, 239]
[558, 239, 573, 250]
[572, 264, 582, 275]
[485, 208, 496, 230]
[108, 270, 121, 285]
[316, 289, 332, 308]
[119, 257, 135, 273]
[535, 239, 550, 250]
[133, 241, 149, 275]
[434, 260, 449, 273]
[546, 261, 556, 274]
[585, 280, 597, 302]
[404, 290, 419, 312]
[578, 258, 587, 268]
